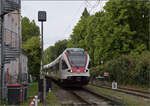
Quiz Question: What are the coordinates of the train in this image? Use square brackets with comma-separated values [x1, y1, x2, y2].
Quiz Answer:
[42, 48, 90, 87]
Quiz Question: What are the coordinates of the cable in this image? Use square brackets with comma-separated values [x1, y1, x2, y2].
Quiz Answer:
[62, 1, 85, 39]
[86, 0, 107, 14]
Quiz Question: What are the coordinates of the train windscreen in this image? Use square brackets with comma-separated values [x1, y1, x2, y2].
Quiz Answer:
[67, 51, 86, 67]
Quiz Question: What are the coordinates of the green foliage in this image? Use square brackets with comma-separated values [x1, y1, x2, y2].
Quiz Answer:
[24, 82, 38, 105]
[22, 17, 40, 43]
[67, 0, 149, 67]
[93, 52, 150, 87]
[44, 39, 68, 64]
[22, 17, 41, 79]
[23, 37, 41, 78]
[81, 8, 90, 19]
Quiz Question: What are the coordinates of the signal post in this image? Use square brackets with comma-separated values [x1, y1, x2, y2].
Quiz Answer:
[38, 11, 47, 106]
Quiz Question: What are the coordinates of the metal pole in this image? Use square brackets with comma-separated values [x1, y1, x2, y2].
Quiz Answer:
[0, 17, 2, 105]
[41, 22, 43, 76]
[149, 6, 150, 89]
[41, 21, 46, 106]
[0, 15, 4, 102]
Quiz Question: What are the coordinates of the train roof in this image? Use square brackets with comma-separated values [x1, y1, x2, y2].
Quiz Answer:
[65, 48, 84, 52]
[43, 48, 86, 70]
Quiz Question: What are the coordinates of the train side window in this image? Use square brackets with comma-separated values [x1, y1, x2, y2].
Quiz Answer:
[62, 60, 68, 69]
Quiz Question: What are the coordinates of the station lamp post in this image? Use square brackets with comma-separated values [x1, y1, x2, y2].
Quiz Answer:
[38, 11, 47, 106]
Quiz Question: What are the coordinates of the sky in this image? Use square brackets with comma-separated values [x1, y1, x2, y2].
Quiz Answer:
[21, 0, 107, 50]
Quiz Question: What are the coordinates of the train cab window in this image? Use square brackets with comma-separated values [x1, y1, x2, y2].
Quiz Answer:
[62, 60, 68, 69]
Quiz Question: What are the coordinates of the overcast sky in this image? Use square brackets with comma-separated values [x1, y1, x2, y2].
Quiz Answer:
[21, 0, 107, 49]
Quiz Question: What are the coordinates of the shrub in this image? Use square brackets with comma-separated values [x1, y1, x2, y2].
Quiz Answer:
[90, 51, 150, 87]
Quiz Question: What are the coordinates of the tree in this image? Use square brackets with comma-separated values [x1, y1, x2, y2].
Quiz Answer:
[44, 39, 68, 64]
[23, 37, 41, 79]
[67, 8, 90, 49]
[22, 17, 41, 79]
[81, 8, 90, 19]
[102, 0, 150, 58]
[68, 0, 150, 67]
[22, 17, 40, 43]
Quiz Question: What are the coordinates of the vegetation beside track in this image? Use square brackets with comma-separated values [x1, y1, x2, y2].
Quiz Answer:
[24, 82, 38, 105]
[39, 82, 58, 105]
[88, 85, 150, 106]
[90, 51, 150, 87]
[24, 81, 57, 105]
[46, 90, 58, 105]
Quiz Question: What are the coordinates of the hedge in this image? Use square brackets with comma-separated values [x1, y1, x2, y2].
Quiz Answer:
[90, 51, 150, 87]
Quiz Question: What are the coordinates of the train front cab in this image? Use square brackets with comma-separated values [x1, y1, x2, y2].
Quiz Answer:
[59, 53, 90, 86]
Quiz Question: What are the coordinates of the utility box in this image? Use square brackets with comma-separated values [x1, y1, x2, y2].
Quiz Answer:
[38, 78, 43, 92]
[7, 84, 22, 104]
[46, 77, 51, 92]
[38, 78, 51, 92]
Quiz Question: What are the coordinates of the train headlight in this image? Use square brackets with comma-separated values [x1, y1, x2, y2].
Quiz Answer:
[84, 70, 88, 72]
[68, 70, 72, 72]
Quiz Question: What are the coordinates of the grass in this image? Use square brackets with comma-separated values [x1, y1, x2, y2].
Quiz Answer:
[39, 82, 58, 106]
[93, 80, 149, 91]
[38, 91, 58, 106]
[47, 90, 57, 105]
[24, 82, 38, 105]
[88, 85, 150, 106]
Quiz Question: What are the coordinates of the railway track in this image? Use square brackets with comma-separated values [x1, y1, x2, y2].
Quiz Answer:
[81, 87, 125, 106]
[51, 82, 87, 105]
[55, 86, 111, 105]
[71, 91, 98, 105]
[94, 85, 150, 99]
[118, 86, 150, 94]
[52, 80, 125, 105]
[69, 87, 125, 106]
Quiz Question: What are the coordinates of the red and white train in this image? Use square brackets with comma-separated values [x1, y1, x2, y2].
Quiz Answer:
[43, 48, 90, 86]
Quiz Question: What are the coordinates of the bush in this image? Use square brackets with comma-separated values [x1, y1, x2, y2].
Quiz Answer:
[90, 51, 150, 87]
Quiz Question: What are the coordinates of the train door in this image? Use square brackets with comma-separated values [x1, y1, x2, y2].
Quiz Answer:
[56, 62, 60, 78]
[60, 59, 68, 79]
[59, 59, 62, 78]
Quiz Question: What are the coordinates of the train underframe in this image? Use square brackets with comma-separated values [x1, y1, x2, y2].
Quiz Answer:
[60, 76, 90, 87]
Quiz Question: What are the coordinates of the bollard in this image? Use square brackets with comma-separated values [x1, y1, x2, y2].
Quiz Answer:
[29, 95, 39, 106]
[35, 96, 38, 106]
[49, 88, 51, 92]
[29, 101, 34, 106]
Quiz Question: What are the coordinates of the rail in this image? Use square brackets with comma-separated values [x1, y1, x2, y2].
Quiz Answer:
[93, 85, 150, 99]
[82, 86, 125, 106]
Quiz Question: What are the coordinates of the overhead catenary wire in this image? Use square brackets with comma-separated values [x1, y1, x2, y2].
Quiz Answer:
[21, 0, 106, 1]
[62, 1, 85, 39]
[62, 0, 108, 39]
[85, 0, 105, 14]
